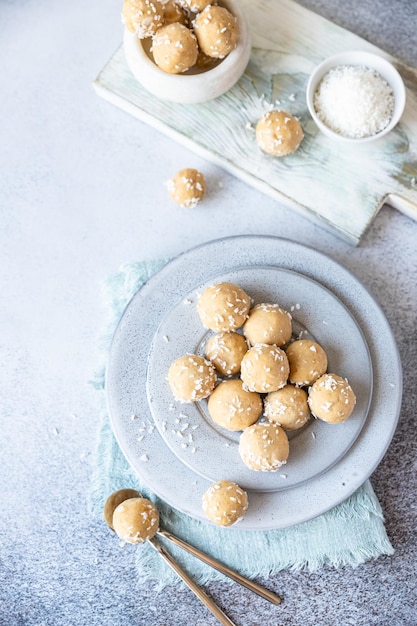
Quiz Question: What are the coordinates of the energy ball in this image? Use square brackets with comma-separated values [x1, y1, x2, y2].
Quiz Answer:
[167, 168, 206, 207]
[152, 23, 198, 74]
[286, 339, 328, 386]
[122, 0, 164, 38]
[161, 0, 189, 25]
[308, 373, 356, 424]
[202, 480, 248, 526]
[240, 344, 290, 393]
[104, 488, 141, 529]
[197, 282, 251, 332]
[264, 384, 310, 430]
[208, 379, 263, 431]
[179, 0, 211, 12]
[112, 497, 159, 543]
[168, 354, 217, 402]
[205, 331, 248, 377]
[256, 110, 304, 156]
[243, 303, 292, 347]
[194, 5, 238, 59]
[239, 422, 289, 471]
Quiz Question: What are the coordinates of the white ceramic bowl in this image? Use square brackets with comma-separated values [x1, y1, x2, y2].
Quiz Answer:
[306, 50, 406, 143]
[123, 0, 251, 104]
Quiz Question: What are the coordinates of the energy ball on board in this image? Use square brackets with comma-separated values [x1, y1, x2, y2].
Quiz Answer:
[239, 422, 289, 471]
[197, 282, 251, 332]
[264, 384, 310, 430]
[256, 110, 304, 156]
[308, 373, 356, 424]
[122, 0, 164, 38]
[286, 339, 328, 386]
[207, 379, 263, 431]
[161, 0, 189, 25]
[243, 303, 292, 347]
[194, 5, 238, 59]
[152, 23, 198, 74]
[112, 497, 159, 543]
[168, 354, 217, 402]
[240, 344, 290, 393]
[167, 168, 206, 207]
[202, 480, 248, 526]
[205, 331, 248, 376]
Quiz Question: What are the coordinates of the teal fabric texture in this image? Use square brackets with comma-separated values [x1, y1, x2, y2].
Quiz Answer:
[90, 260, 394, 586]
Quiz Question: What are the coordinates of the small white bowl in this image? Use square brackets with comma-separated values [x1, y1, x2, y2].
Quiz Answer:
[306, 50, 406, 143]
[123, 0, 251, 104]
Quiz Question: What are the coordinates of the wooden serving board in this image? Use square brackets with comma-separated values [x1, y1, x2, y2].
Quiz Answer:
[93, 0, 417, 244]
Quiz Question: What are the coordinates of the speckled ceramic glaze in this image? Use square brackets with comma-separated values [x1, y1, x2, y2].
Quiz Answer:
[106, 236, 402, 530]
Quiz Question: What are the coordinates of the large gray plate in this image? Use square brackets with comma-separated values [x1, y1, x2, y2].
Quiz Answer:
[106, 236, 402, 530]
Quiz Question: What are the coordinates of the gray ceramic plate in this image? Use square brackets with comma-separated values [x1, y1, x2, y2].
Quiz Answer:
[106, 236, 402, 530]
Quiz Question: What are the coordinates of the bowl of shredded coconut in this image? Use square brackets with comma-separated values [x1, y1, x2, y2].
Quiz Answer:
[306, 50, 406, 143]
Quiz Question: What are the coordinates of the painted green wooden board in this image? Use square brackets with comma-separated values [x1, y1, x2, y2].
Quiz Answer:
[93, 0, 417, 244]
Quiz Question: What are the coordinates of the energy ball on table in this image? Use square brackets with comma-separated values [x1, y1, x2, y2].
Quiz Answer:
[112, 497, 159, 543]
[240, 344, 290, 393]
[152, 23, 198, 74]
[161, 0, 189, 25]
[256, 110, 304, 156]
[205, 331, 248, 377]
[202, 480, 248, 526]
[168, 354, 217, 402]
[122, 0, 164, 38]
[197, 282, 251, 332]
[208, 379, 262, 431]
[243, 303, 292, 347]
[194, 5, 238, 59]
[286, 339, 328, 386]
[264, 384, 310, 430]
[308, 373, 356, 424]
[167, 168, 206, 207]
[239, 422, 289, 471]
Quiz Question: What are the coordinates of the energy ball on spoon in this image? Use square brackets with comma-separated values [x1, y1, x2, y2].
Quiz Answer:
[286, 339, 328, 386]
[256, 110, 304, 156]
[208, 379, 262, 431]
[168, 354, 217, 402]
[239, 422, 289, 471]
[205, 331, 248, 377]
[240, 344, 290, 393]
[202, 480, 248, 526]
[308, 373, 356, 424]
[197, 282, 251, 332]
[194, 5, 239, 59]
[122, 0, 164, 38]
[264, 384, 310, 430]
[104, 488, 142, 529]
[112, 497, 160, 543]
[243, 303, 292, 347]
[167, 168, 206, 207]
[152, 23, 198, 74]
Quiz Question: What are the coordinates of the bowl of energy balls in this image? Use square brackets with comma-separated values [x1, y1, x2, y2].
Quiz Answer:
[122, 0, 251, 103]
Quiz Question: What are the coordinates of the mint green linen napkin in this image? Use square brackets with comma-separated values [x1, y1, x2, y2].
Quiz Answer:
[90, 260, 394, 586]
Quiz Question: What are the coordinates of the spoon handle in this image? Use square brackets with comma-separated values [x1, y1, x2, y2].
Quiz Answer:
[149, 538, 237, 626]
[157, 529, 282, 605]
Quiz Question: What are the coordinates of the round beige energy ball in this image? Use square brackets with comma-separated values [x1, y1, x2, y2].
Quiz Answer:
[162, 0, 189, 25]
[152, 23, 198, 74]
[179, 0, 211, 12]
[122, 0, 164, 38]
[208, 379, 263, 431]
[240, 344, 290, 393]
[202, 480, 248, 526]
[197, 282, 251, 332]
[194, 5, 239, 59]
[205, 331, 248, 377]
[264, 384, 310, 430]
[308, 373, 356, 424]
[167, 168, 206, 207]
[239, 422, 289, 471]
[104, 488, 141, 529]
[243, 303, 292, 347]
[286, 339, 328, 386]
[112, 497, 159, 543]
[168, 354, 217, 402]
[256, 110, 304, 156]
